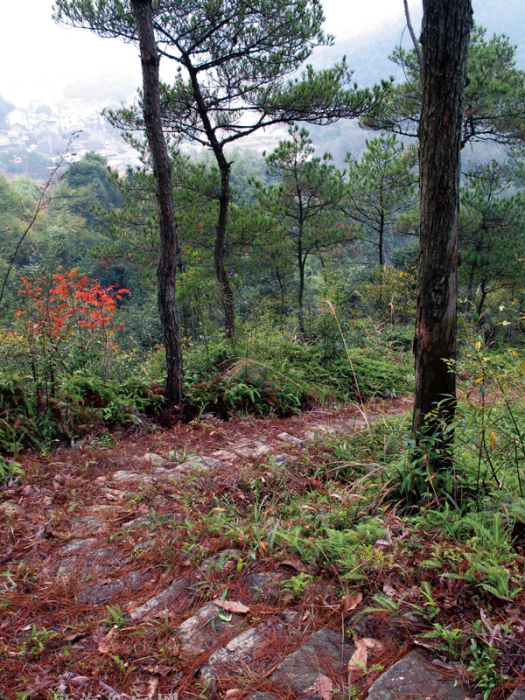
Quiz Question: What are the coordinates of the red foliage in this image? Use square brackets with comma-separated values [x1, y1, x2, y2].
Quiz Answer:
[16, 268, 129, 340]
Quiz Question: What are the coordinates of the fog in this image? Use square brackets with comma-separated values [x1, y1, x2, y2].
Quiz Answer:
[1, 0, 421, 108]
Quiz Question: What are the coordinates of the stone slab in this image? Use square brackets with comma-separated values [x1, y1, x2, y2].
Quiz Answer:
[271, 454, 290, 466]
[56, 538, 99, 557]
[270, 627, 352, 694]
[277, 432, 305, 446]
[366, 652, 465, 700]
[508, 690, 525, 700]
[200, 618, 286, 680]
[112, 470, 152, 483]
[175, 602, 242, 655]
[129, 575, 191, 621]
[53, 545, 120, 583]
[246, 572, 283, 602]
[78, 569, 149, 605]
[142, 453, 168, 466]
[70, 516, 104, 535]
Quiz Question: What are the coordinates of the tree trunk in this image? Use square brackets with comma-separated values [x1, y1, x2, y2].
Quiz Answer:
[275, 266, 285, 328]
[185, 63, 236, 339]
[298, 255, 306, 336]
[216, 165, 235, 338]
[412, 0, 473, 451]
[297, 213, 307, 336]
[378, 212, 385, 266]
[131, 0, 183, 413]
[476, 280, 488, 319]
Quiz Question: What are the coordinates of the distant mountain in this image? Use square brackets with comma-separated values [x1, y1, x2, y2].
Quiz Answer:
[306, 0, 525, 162]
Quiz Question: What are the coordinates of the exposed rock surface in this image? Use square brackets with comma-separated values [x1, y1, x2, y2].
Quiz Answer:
[270, 627, 353, 695]
[366, 652, 465, 700]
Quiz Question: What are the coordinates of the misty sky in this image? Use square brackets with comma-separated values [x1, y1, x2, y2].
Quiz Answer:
[0, 0, 421, 108]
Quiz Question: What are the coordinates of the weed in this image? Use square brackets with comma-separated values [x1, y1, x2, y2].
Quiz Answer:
[468, 639, 506, 700]
[281, 572, 313, 600]
[19, 625, 57, 659]
[422, 623, 466, 655]
[110, 652, 136, 674]
[0, 457, 24, 484]
[101, 604, 128, 629]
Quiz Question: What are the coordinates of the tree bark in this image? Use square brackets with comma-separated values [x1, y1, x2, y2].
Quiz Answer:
[378, 212, 385, 266]
[403, 0, 423, 77]
[185, 64, 236, 339]
[298, 254, 306, 337]
[412, 0, 473, 450]
[131, 0, 183, 413]
[215, 164, 235, 338]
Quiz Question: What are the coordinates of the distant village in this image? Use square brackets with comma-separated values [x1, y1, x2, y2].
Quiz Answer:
[0, 98, 140, 173]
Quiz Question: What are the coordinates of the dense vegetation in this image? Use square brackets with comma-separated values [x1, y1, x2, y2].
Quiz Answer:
[1, 3, 525, 695]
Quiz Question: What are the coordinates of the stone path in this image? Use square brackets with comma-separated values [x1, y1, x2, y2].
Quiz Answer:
[1, 405, 523, 698]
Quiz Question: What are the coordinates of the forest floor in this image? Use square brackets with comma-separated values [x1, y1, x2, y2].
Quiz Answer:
[1, 397, 524, 700]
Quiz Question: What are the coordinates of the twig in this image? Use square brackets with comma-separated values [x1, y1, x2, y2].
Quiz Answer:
[403, 0, 422, 77]
[0, 137, 76, 314]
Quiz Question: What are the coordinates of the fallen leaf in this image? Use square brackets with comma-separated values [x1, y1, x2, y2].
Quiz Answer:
[383, 583, 397, 598]
[313, 674, 334, 700]
[279, 558, 306, 572]
[212, 599, 249, 614]
[146, 676, 159, 699]
[342, 592, 363, 613]
[97, 625, 118, 654]
[144, 664, 172, 677]
[362, 637, 384, 652]
[348, 639, 369, 673]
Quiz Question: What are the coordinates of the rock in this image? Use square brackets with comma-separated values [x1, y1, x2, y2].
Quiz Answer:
[212, 450, 237, 460]
[78, 569, 149, 605]
[366, 652, 465, 700]
[134, 540, 156, 553]
[235, 443, 271, 458]
[56, 538, 99, 557]
[281, 610, 300, 625]
[270, 627, 352, 694]
[122, 512, 184, 529]
[277, 432, 305, 446]
[53, 545, 120, 583]
[175, 602, 242, 655]
[121, 515, 150, 529]
[271, 454, 290, 466]
[202, 456, 224, 468]
[142, 453, 168, 467]
[508, 690, 525, 700]
[69, 516, 104, 536]
[200, 618, 286, 679]
[112, 470, 152, 483]
[151, 466, 171, 478]
[246, 572, 283, 602]
[129, 575, 191, 621]
[87, 505, 115, 514]
[0, 501, 22, 515]
[172, 458, 210, 475]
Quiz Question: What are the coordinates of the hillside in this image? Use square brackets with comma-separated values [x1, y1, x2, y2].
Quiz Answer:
[308, 0, 525, 160]
[3, 398, 525, 698]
